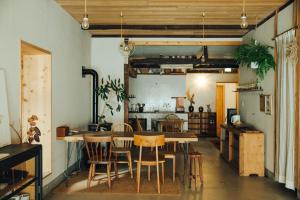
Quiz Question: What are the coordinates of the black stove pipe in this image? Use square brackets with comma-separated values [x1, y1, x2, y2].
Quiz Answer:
[82, 66, 99, 124]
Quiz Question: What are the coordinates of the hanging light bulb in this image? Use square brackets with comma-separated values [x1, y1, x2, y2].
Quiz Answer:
[119, 12, 135, 64]
[81, 15, 89, 30]
[81, 0, 89, 30]
[240, 13, 248, 29]
[240, 0, 248, 29]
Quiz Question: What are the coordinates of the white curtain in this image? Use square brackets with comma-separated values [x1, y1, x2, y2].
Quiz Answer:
[275, 30, 297, 190]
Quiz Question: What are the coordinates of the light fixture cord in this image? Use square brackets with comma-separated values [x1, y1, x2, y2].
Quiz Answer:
[120, 12, 123, 39]
[242, 0, 245, 13]
[84, 0, 87, 16]
[202, 12, 205, 39]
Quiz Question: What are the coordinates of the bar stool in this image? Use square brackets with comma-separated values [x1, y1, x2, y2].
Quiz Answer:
[188, 152, 204, 188]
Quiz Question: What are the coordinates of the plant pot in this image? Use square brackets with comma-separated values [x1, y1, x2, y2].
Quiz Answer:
[251, 62, 259, 69]
[198, 106, 204, 112]
[138, 107, 144, 113]
[188, 105, 194, 112]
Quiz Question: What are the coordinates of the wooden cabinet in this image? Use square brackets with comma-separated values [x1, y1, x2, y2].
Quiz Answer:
[188, 112, 216, 137]
[239, 133, 264, 176]
[220, 125, 264, 176]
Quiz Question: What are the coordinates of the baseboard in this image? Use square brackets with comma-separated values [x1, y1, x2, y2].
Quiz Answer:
[265, 168, 275, 180]
[43, 161, 79, 198]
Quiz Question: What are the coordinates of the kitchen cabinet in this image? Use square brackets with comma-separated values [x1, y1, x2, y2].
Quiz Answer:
[220, 124, 264, 176]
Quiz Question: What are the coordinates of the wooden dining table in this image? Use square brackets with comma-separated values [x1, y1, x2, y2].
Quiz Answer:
[57, 130, 198, 185]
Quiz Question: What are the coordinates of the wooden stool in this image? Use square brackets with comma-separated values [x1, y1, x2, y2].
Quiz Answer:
[188, 152, 203, 188]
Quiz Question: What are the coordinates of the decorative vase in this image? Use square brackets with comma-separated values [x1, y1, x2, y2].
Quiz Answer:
[198, 106, 204, 112]
[251, 62, 259, 69]
[188, 105, 194, 112]
[207, 104, 211, 112]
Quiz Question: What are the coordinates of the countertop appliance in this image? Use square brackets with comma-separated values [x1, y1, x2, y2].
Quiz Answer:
[227, 108, 237, 125]
[231, 115, 241, 125]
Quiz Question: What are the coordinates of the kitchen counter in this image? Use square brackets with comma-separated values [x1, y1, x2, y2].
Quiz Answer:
[129, 111, 188, 114]
[129, 112, 188, 131]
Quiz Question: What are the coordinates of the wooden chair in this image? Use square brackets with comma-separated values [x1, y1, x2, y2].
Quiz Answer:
[160, 120, 183, 182]
[84, 134, 117, 189]
[165, 113, 180, 120]
[136, 116, 143, 132]
[188, 152, 204, 188]
[134, 134, 165, 193]
[111, 123, 133, 178]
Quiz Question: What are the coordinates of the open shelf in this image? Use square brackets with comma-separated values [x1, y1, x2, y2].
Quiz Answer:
[234, 88, 263, 93]
[0, 175, 35, 198]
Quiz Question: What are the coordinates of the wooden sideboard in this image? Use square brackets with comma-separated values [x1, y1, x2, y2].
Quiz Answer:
[188, 112, 216, 137]
[220, 124, 264, 176]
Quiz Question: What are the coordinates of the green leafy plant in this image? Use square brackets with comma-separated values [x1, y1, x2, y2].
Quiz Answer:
[97, 75, 129, 122]
[234, 39, 275, 80]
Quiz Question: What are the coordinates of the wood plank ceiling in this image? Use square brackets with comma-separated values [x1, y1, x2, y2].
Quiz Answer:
[56, 0, 289, 38]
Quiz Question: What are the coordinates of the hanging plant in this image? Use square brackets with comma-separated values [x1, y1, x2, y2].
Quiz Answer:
[234, 39, 275, 80]
[97, 75, 129, 123]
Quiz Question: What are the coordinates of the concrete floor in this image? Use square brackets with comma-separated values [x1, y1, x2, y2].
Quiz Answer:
[46, 139, 297, 200]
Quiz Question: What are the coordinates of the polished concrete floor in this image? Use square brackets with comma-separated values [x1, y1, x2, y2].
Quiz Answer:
[46, 139, 297, 200]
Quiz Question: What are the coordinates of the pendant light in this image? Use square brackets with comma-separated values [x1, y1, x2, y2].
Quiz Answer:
[201, 12, 206, 63]
[81, 0, 89, 30]
[240, 0, 248, 29]
[119, 12, 135, 64]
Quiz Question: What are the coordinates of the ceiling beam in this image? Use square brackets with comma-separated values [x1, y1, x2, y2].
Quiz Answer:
[130, 41, 242, 46]
[88, 24, 255, 30]
[130, 58, 239, 68]
[92, 35, 243, 38]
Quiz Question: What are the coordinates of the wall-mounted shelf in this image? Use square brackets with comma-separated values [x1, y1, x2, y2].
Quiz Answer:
[234, 88, 263, 93]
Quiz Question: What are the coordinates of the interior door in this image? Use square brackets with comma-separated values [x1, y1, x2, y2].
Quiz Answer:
[216, 85, 225, 137]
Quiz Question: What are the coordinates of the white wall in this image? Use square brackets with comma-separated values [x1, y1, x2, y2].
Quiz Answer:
[0, 0, 91, 185]
[91, 38, 125, 123]
[186, 73, 238, 112]
[129, 75, 186, 112]
[240, 3, 294, 173]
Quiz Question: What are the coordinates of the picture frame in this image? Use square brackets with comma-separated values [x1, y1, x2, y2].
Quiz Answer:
[259, 94, 272, 115]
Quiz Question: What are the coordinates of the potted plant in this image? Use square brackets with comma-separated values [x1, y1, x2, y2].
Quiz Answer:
[234, 39, 275, 81]
[97, 75, 129, 127]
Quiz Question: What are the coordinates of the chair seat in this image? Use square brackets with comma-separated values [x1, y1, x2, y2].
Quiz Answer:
[112, 147, 131, 153]
[134, 153, 165, 165]
[89, 159, 114, 164]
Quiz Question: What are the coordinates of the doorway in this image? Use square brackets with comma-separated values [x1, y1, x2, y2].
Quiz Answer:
[216, 83, 238, 137]
[21, 41, 52, 177]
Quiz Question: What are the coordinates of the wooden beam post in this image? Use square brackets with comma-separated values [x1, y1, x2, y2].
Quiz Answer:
[124, 64, 129, 124]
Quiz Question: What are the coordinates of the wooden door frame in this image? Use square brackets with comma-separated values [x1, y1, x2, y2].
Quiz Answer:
[216, 84, 225, 137]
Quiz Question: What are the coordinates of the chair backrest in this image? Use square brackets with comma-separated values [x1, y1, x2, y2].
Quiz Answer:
[135, 116, 143, 132]
[165, 114, 180, 120]
[160, 120, 183, 132]
[84, 134, 113, 162]
[134, 134, 165, 147]
[112, 123, 133, 148]
[134, 134, 165, 164]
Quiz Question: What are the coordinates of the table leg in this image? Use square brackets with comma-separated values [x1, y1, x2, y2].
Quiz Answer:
[183, 143, 189, 185]
[35, 146, 42, 200]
